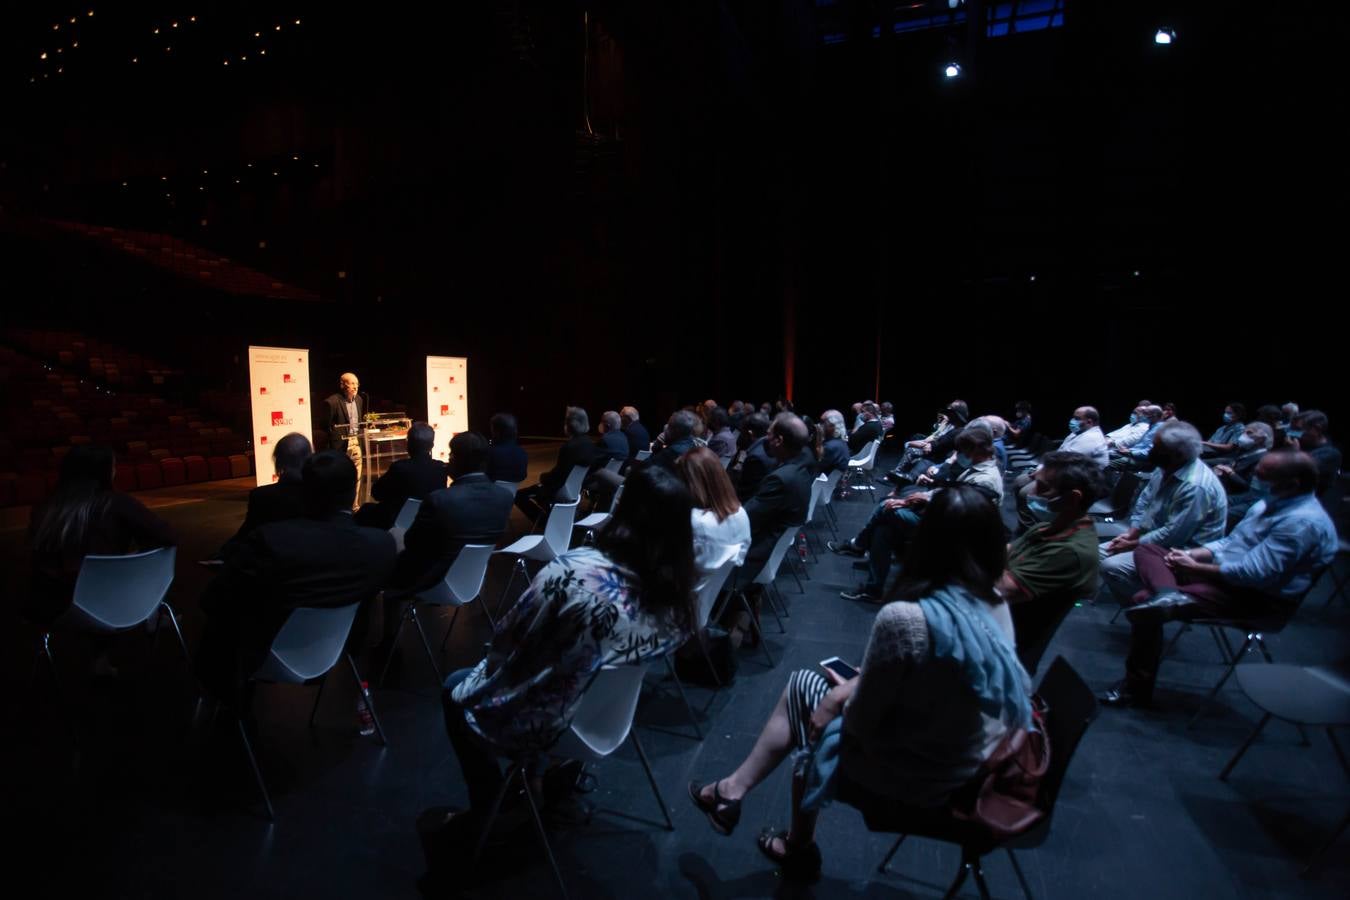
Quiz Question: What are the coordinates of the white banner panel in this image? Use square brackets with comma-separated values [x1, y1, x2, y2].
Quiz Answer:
[248, 346, 313, 486]
[426, 356, 469, 463]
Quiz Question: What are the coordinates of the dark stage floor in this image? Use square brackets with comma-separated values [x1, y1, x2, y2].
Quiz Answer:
[3, 446, 1348, 899]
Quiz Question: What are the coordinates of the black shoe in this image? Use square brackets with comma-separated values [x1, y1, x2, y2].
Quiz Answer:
[828, 540, 864, 558]
[1124, 590, 1195, 626]
[1099, 684, 1152, 708]
[882, 470, 914, 488]
[840, 587, 882, 604]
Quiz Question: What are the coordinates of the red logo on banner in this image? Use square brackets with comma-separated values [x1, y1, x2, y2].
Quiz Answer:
[449, 376, 456, 384]
[298, 397, 306, 405]
[259, 386, 268, 395]
[432, 385, 440, 393]
[297, 357, 303, 363]
[283, 374, 292, 383]
[271, 411, 286, 426]
[440, 405, 449, 416]
[459, 395, 464, 400]
[272, 472, 280, 483]
[260, 435, 269, 445]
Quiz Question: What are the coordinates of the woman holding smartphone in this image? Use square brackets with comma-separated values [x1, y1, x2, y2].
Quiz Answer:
[688, 484, 1031, 882]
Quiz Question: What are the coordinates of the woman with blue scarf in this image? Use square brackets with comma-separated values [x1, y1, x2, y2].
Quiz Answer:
[689, 485, 1032, 882]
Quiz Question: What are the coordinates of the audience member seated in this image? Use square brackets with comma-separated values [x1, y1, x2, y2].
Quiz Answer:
[1007, 400, 1033, 447]
[887, 400, 970, 485]
[1013, 405, 1107, 530]
[514, 407, 599, 523]
[649, 410, 700, 470]
[816, 409, 851, 478]
[878, 401, 896, 434]
[1288, 410, 1342, 498]
[836, 427, 1003, 603]
[1102, 451, 1338, 708]
[848, 402, 883, 455]
[742, 414, 816, 582]
[998, 452, 1103, 654]
[596, 410, 629, 464]
[1160, 402, 1178, 422]
[974, 415, 1010, 472]
[354, 422, 447, 530]
[484, 413, 528, 485]
[26, 445, 176, 626]
[734, 412, 774, 501]
[1201, 402, 1247, 457]
[1105, 402, 1153, 451]
[382, 431, 514, 630]
[221, 432, 312, 550]
[706, 407, 737, 459]
[1253, 404, 1287, 449]
[1213, 422, 1274, 521]
[1098, 421, 1228, 611]
[195, 451, 397, 710]
[1107, 405, 1165, 472]
[620, 406, 651, 458]
[434, 465, 698, 832]
[678, 447, 751, 575]
[689, 484, 1030, 883]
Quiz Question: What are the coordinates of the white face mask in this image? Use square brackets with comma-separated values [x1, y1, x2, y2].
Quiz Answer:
[1236, 434, 1257, 450]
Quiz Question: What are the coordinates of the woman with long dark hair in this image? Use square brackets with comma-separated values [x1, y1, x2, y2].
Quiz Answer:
[26, 445, 175, 623]
[689, 485, 1031, 882]
[677, 446, 750, 575]
[438, 464, 699, 825]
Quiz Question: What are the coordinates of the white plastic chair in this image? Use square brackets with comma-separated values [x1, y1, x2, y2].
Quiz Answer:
[575, 482, 625, 544]
[603, 457, 623, 474]
[34, 547, 187, 683]
[379, 544, 497, 688]
[494, 480, 518, 497]
[495, 500, 580, 612]
[635, 449, 652, 462]
[818, 469, 845, 540]
[559, 464, 589, 503]
[389, 497, 422, 553]
[241, 601, 383, 820]
[724, 528, 800, 669]
[843, 439, 881, 499]
[474, 663, 672, 898]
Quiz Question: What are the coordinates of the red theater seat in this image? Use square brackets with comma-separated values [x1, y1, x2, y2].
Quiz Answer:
[161, 458, 186, 486]
[114, 464, 136, 492]
[136, 462, 163, 490]
[228, 454, 250, 478]
[184, 455, 209, 483]
[208, 456, 231, 480]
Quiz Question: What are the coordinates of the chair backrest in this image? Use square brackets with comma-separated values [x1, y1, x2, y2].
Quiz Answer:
[1032, 656, 1099, 821]
[252, 602, 361, 684]
[68, 546, 177, 631]
[566, 663, 645, 757]
[604, 481, 627, 514]
[393, 497, 422, 531]
[807, 475, 825, 523]
[754, 526, 802, 586]
[821, 469, 844, 507]
[494, 480, 517, 496]
[418, 544, 496, 606]
[862, 439, 880, 470]
[847, 441, 872, 464]
[696, 547, 742, 627]
[604, 458, 623, 474]
[561, 464, 589, 502]
[1011, 593, 1080, 677]
[543, 499, 581, 554]
[635, 449, 652, 462]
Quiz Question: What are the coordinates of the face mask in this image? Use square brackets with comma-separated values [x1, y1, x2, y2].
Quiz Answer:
[1236, 434, 1256, 450]
[1248, 477, 1271, 497]
[1222, 412, 1234, 424]
[1067, 418, 1082, 434]
[956, 453, 973, 469]
[1129, 413, 1139, 425]
[1286, 429, 1304, 441]
[1026, 494, 1060, 523]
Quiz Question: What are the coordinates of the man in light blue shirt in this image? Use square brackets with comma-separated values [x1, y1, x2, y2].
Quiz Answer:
[1101, 451, 1337, 707]
[1098, 420, 1227, 608]
[1105, 402, 1153, 449]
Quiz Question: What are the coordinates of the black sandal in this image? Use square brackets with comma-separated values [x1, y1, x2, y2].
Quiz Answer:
[756, 828, 822, 883]
[688, 780, 742, 836]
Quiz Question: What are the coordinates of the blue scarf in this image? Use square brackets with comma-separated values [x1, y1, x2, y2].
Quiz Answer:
[919, 585, 1032, 730]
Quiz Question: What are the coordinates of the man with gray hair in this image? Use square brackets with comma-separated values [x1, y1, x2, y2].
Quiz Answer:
[221, 432, 314, 549]
[620, 406, 650, 459]
[818, 409, 851, 477]
[515, 407, 599, 523]
[355, 422, 447, 530]
[597, 410, 628, 464]
[1098, 420, 1228, 610]
[650, 409, 700, 470]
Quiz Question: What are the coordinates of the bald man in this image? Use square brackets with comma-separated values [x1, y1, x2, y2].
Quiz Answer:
[325, 372, 366, 507]
[741, 413, 815, 581]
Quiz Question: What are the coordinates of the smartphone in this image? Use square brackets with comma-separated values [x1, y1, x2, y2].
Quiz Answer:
[819, 656, 859, 680]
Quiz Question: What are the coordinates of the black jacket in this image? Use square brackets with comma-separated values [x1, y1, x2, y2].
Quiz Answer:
[324, 392, 366, 451]
[743, 447, 816, 579]
[622, 421, 652, 458]
[356, 455, 448, 529]
[486, 441, 529, 484]
[849, 420, 883, 455]
[539, 435, 599, 501]
[389, 473, 514, 595]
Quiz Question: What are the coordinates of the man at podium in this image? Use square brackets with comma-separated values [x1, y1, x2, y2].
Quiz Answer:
[325, 372, 366, 506]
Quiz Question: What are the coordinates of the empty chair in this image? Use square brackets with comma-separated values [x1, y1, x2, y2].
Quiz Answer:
[389, 497, 422, 554]
[817, 469, 845, 541]
[843, 440, 880, 499]
[494, 500, 580, 610]
[237, 602, 384, 820]
[575, 482, 626, 544]
[559, 464, 589, 504]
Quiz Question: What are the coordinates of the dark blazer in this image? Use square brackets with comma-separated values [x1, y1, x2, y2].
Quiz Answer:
[486, 441, 529, 484]
[226, 476, 306, 546]
[355, 454, 447, 529]
[324, 392, 366, 451]
[390, 473, 514, 595]
[539, 434, 599, 501]
[736, 436, 774, 501]
[622, 421, 652, 458]
[649, 437, 696, 472]
[818, 438, 850, 477]
[742, 447, 816, 579]
[598, 430, 629, 465]
[849, 420, 883, 455]
[197, 512, 397, 698]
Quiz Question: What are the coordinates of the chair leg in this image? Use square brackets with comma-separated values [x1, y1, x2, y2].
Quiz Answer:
[663, 655, 702, 740]
[696, 633, 723, 689]
[410, 606, 443, 686]
[1162, 622, 1191, 660]
[1210, 627, 1236, 664]
[968, 854, 993, 900]
[630, 729, 675, 830]
[1189, 634, 1256, 729]
[520, 770, 569, 900]
[474, 765, 520, 863]
[877, 834, 906, 873]
[1219, 712, 1272, 780]
[786, 555, 805, 593]
[159, 602, 193, 667]
[1302, 805, 1350, 878]
[439, 606, 462, 654]
[1254, 633, 1274, 664]
[237, 717, 275, 821]
[776, 581, 791, 619]
[941, 855, 971, 900]
[739, 594, 774, 667]
[347, 655, 388, 746]
[496, 559, 526, 619]
[308, 675, 328, 728]
[762, 587, 787, 634]
[378, 604, 411, 687]
[1110, 603, 1124, 624]
[1007, 848, 1034, 900]
[478, 593, 497, 631]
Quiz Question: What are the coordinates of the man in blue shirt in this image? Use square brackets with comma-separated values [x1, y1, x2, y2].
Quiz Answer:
[1101, 451, 1338, 707]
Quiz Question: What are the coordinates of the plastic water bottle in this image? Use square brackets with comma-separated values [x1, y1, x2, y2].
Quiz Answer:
[358, 681, 376, 736]
[796, 531, 808, 561]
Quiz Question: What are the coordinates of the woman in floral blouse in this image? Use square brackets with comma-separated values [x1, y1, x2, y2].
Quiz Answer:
[440, 464, 700, 822]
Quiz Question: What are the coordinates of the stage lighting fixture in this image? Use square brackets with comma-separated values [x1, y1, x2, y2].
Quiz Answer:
[944, 62, 962, 78]
[1155, 28, 1176, 45]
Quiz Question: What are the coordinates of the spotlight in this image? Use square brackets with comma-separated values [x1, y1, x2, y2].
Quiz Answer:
[1155, 28, 1176, 45]
[944, 62, 962, 78]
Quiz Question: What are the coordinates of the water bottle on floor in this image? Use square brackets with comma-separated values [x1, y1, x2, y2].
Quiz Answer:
[358, 681, 376, 736]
